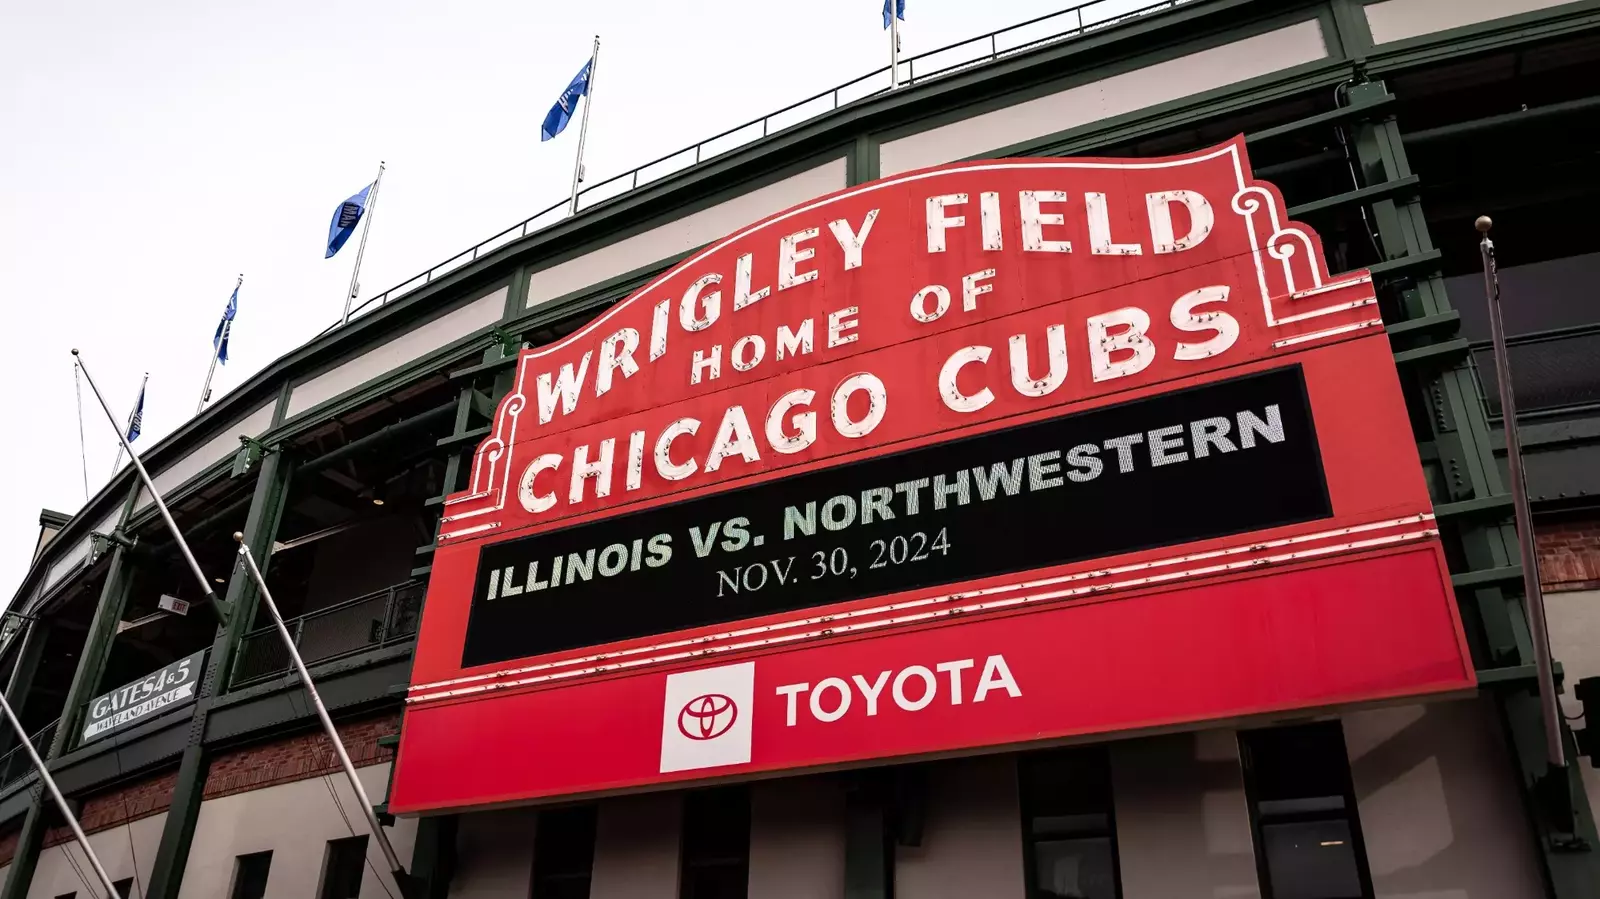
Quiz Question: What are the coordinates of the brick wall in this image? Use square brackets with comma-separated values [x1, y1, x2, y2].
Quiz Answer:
[203, 713, 399, 800]
[1537, 517, 1600, 592]
[0, 712, 400, 864]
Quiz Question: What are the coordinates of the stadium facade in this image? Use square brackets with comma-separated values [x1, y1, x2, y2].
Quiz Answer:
[4, 1, 1600, 897]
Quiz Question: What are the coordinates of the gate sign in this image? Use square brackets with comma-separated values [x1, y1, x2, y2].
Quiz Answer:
[81, 649, 205, 743]
[390, 138, 1473, 814]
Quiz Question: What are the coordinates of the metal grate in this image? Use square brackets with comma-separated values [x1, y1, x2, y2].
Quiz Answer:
[322, 0, 1193, 333]
[1472, 325, 1600, 418]
[0, 718, 58, 789]
[231, 581, 425, 689]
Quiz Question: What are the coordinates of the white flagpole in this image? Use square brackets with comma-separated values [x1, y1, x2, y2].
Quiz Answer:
[340, 161, 386, 326]
[74, 350, 225, 621]
[199, 274, 244, 414]
[568, 35, 600, 216]
[110, 371, 150, 477]
[0, 689, 121, 898]
[233, 536, 416, 897]
[889, 3, 901, 89]
[1477, 215, 1566, 769]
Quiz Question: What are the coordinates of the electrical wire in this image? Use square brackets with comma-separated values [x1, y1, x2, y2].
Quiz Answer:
[110, 737, 146, 898]
[288, 689, 398, 899]
[60, 835, 102, 898]
[1332, 80, 1385, 261]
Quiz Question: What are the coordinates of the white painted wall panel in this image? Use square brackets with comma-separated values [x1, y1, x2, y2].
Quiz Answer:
[748, 776, 847, 899]
[286, 286, 508, 418]
[525, 159, 849, 309]
[1111, 729, 1261, 899]
[39, 536, 91, 592]
[895, 755, 1027, 899]
[26, 812, 166, 898]
[177, 762, 417, 899]
[1546, 588, 1600, 828]
[1365, 0, 1575, 45]
[879, 20, 1329, 176]
[1343, 700, 1545, 898]
[135, 400, 275, 510]
[589, 791, 682, 899]
[449, 807, 536, 899]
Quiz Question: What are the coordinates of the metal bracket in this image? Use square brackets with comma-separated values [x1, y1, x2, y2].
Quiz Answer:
[231, 437, 267, 478]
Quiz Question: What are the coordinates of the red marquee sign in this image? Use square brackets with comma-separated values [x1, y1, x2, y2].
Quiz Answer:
[389, 138, 1473, 815]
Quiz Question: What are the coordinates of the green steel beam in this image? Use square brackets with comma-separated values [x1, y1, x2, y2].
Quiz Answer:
[0, 796, 46, 899]
[1348, 78, 1600, 893]
[144, 448, 295, 899]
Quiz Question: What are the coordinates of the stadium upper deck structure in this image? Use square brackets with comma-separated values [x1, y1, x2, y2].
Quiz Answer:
[6, 1, 1600, 897]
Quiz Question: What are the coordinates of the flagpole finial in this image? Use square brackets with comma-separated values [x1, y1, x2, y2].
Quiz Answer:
[1475, 215, 1493, 234]
[70, 348, 80, 356]
[233, 531, 245, 543]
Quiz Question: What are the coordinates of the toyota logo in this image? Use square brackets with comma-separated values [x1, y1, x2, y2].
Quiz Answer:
[678, 693, 738, 741]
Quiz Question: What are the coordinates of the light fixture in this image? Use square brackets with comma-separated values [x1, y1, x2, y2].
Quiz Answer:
[1320, 840, 1345, 847]
[214, 576, 226, 584]
[371, 496, 385, 506]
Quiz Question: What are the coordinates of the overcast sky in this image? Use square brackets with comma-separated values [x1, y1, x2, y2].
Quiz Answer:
[0, 0, 1136, 604]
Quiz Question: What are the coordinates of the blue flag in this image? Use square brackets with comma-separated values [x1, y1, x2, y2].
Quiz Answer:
[326, 183, 374, 258]
[882, 0, 905, 28]
[213, 284, 238, 364]
[127, 383, 145, 443]
[541, 57, 593, 142]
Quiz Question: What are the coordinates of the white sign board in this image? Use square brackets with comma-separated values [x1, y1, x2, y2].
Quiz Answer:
[81, 649, 206, 743]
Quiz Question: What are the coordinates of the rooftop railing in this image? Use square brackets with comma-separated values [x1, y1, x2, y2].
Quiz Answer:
[323, 0, 1190, 334]
[230, 580, 425, 689]
[0, 718, 58, 790]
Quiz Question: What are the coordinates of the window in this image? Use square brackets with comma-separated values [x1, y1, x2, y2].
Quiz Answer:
[230, 851, 272, 899]
[1019, 746, 1121, 899]
[112, 879, 134, 898]
[679, 786, 750, 899]
[318, 836, 369, 899]
[1240, 722, 1372, 899]
[533, 804, 598, 899]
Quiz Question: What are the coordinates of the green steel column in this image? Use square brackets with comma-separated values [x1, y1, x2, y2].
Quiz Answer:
[0, 483, 140, 899]
[0, 619, 52, 759]
[1348, 80, 1600, 895]
[843, 776, 892, 899]
[144, 448, 294, 899]
[0, 619, 51, 899]
[48, 550, 138, 759]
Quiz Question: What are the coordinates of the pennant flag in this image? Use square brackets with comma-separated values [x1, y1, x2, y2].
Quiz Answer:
[542, 57, 594, 142]
[882, 0, 905, 29]
[213, 284, 238, 364]
[127, 382, 145, 443]
[326, 183, 374, 258]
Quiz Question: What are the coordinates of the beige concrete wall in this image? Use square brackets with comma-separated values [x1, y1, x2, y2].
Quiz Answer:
[26, 812, 165, 898]
[878, 20, 1328, 176]
[1343, 699, 1545, 898]
[135, 400, 276, 511]
[1364, 0, 1577, 45]
[286, 286, 507, 419]
[524, 160, 848, 310]
[748, 775, 846, 899]
[449, 807, 536, 899]
[590, 791, 682, 899]
[1546, 588, 1600, 822]
[895, 755, 1026, 899]
[1111, 729, 1260, 899]
[176, 762, 417, 899]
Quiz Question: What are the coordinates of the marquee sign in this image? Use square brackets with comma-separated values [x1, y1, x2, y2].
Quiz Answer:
[389, 138, 1473, 814]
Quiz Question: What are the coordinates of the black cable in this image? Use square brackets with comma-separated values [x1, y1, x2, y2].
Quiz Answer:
[289, 687, 398, 899]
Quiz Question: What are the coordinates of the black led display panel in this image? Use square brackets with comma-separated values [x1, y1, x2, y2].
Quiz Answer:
[462, 365, 1329, 667]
